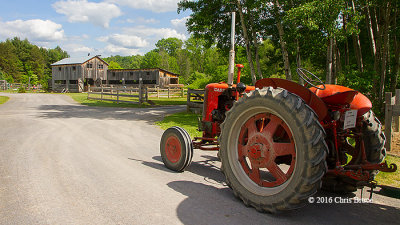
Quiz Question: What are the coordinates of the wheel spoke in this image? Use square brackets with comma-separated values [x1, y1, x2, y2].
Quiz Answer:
[248, 168, 261, 185]
[243, 117, 258, 137]
[261, 115, 280, 136]
[272, 142, 295, 157]
[267, 162, 287, 183]
[238, 143, 248, 157]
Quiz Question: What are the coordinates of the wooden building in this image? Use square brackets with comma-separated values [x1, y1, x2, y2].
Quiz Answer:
[51, 56, 181, 92]
[51, 55, 108, 92]
[107, 68, 180, 88]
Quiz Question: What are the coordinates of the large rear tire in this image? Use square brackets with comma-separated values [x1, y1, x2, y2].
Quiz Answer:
[220, 87, 328, 213]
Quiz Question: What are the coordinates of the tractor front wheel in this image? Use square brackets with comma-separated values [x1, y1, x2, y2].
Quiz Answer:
[160, 126, 193, 172]
[220, 87, 328, 213]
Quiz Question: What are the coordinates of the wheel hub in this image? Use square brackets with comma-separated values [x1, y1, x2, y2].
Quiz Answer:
[238, 113, 296, 187]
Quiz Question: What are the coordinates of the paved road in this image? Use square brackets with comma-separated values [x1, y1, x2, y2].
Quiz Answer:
[0, 93, 399, 225]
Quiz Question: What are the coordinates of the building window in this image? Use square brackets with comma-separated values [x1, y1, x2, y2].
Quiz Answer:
[130, 72, 133, 76]
[112, 72, 116, 76]
[87, 63, 93, 68]
[98, 64, 103, 69]
[58, 67, 62, 71]
[72, 66, 76, 71]
[146, 72, 150, 76]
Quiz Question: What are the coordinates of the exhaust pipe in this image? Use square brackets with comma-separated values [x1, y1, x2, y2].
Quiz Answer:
[227, 12, 236, 88]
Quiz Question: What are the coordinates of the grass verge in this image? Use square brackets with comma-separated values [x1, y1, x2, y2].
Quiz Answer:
[0, 96, 10, 105]
[376, 155, 400, 188]
[66, 93, 186, 108]
[155, 112, 202, 138]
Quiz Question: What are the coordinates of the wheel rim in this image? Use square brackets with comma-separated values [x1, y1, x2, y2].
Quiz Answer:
[165, 136, 181, 163]
[237, 113, 296, 188]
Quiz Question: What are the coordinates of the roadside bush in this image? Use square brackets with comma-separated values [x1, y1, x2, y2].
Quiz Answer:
[18, 87, 26, 93]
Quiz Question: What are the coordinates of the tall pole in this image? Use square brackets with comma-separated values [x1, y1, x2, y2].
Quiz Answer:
[228, 12, 236, 88]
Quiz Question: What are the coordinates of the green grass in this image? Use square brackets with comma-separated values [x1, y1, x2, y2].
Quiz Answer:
[0, 96, 9, 105]
[376, 155, 400, 188]
[66, 93, 187, 108]
[155, 112, 202, 138]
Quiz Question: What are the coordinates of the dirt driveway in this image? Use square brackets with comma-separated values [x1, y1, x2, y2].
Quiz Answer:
[0, 93, 399, 225]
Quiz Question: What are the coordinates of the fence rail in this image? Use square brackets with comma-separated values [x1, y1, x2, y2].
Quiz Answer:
[147, 87, 185, 98]
[384, 89, 400, 151]
[88, 84, 146, 104]
[187, 88, 204, 113]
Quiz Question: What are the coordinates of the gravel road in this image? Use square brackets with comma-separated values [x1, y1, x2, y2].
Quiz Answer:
[0, 93, 399, 225]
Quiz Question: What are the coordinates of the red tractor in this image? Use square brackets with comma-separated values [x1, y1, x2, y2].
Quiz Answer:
[159, 13, 396, 213]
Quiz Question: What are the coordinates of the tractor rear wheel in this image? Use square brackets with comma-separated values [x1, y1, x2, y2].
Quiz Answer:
[220, 87, 328, 213]
[160, 126, 193, 172]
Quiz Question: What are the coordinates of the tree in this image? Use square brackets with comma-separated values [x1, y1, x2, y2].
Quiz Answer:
[155, 38, 184, 56]
[108, 61, 123, 69]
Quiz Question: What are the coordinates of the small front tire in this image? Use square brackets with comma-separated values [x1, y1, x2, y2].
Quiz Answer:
[160, 126, 193, 172]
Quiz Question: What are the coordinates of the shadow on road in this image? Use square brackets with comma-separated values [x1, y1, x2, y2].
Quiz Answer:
[168, 180, 400, 225]
[36, 105, 185, 123]
[130, 154, 400, 224]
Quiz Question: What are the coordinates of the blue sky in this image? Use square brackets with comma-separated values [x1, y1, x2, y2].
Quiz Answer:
[0, 0, 191, 57]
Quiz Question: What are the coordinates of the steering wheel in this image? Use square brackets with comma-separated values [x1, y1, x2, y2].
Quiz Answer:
[296, 68, 326, 90]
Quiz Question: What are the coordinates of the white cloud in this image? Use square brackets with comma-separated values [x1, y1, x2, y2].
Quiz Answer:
[64, 43, 94, 53]
[53, 0, 122, 28]
[171, 16, 189, 28]
[98, 34, 149, 48]
[126, 17, 159, 24]
[104, 44, 142, 55]
[171, 16, 189, 34]
[123, 26, 187, 40]
[0, 19, 65, 42]
[106, 0, 180, 13]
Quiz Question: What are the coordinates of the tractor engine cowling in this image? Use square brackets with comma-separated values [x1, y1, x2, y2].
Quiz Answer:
[200, 83, 254, 137]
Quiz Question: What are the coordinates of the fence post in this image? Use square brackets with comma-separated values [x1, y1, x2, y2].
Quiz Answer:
[168, 87, 170, 98]
[145, 87, 148, 102]
[101, 86, 103, 101]
[385, 92, 393, 151]
[181, 88, 184, 97]
[157, 87, 160, 99]
[187, 88, 191, 112]
[139, 78, 143, 104]
[117, 89, 120, 104]
[395, 89, 400, 132]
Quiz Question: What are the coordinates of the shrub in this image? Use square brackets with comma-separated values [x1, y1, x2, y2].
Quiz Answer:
[18, 87, 26, 93]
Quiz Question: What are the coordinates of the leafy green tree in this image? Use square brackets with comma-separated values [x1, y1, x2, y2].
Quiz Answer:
[108, 61, 123, 69]
[155, 38, 183, 56]
[141, 50, 161, 69]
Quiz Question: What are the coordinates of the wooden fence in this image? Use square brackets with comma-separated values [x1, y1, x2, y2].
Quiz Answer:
[147, 87, 185, 98]
[88, 85, 147, 104]
[384, 89, 400, 151]
[187, 88, 204, 113]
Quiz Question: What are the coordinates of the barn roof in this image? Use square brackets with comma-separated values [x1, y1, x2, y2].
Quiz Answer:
[51, 56, 109, 66]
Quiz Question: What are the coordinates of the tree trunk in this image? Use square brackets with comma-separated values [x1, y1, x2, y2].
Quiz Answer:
[391, 7, 400, 93]
[296, 38, 304, 85]
[378, 2, 391, 103]
[275, 0, 292, 80]
[365, 5, 377, 58]
[248, 11, 263, 79]
[326, 37, 334, 84]
[351, 0, 364, 72]
[236, 0, 257, 84]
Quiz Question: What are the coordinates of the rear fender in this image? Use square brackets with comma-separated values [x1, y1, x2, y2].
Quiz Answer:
[310, 85, 372, 117]
[255, 78, 328, 121]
